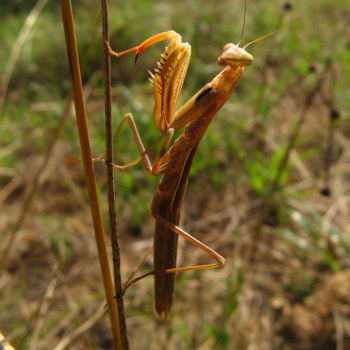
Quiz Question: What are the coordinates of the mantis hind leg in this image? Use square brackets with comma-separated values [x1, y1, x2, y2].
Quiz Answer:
[154, 214, 225, 273]
[121, 214, 225, 293]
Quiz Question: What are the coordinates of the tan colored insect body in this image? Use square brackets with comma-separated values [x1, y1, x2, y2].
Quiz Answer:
[108, 31, 253, 317]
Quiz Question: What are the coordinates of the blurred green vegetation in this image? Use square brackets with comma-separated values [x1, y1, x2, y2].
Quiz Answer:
[1, 0, 350, 349]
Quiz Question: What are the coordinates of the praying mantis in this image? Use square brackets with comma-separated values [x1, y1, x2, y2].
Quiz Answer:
[106, 15, 293, 318]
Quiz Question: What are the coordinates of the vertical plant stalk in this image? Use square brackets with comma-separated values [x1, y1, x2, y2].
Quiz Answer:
[60, 1, 123, 349]
[100, 0, 129, 348]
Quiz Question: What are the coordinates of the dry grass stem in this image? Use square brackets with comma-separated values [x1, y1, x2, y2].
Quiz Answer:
[100, 0, 129, 347]
[60, 0, 124, 348]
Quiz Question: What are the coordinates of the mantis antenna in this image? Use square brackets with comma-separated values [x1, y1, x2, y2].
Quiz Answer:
[236, 0, 247, 46]
[243, 18, 307, 49]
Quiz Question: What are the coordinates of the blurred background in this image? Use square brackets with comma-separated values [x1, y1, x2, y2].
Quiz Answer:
[1, 0, 350, 349]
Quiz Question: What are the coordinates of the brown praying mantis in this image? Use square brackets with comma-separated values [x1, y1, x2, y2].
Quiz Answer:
[104, 17, 296, 318]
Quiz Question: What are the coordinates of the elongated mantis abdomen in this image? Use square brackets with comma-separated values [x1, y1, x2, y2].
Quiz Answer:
[107, 31, 255, 317]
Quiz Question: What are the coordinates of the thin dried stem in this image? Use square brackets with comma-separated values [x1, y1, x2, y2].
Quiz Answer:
[60, 1, 123, 348]
[100, 0, 129, 348]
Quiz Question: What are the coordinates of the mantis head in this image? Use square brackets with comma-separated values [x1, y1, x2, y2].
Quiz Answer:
[217, 44, 253, 67]
[217, 0, 305, 69]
